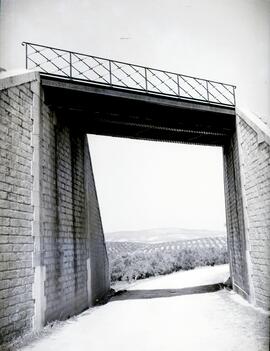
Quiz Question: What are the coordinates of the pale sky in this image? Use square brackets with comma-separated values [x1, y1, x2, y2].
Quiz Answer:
[88, 135, 226, 233]
[1, 0, 269, 123]
[1, 0, 269, 233]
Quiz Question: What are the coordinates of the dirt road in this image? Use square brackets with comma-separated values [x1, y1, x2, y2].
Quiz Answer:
[19, 265, 269, 351]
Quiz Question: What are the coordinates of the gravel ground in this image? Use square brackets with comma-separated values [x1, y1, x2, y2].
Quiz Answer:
[18, 265, 269, 351]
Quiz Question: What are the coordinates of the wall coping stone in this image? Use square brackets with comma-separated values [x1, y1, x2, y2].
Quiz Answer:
[0, 69, 40, 90]
[236, 108, 270, 145]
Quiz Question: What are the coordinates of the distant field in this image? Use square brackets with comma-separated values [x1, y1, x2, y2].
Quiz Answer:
[105, 228, 226, 243]
[106, 236, 228, 283]
[107, 237, 227, 255]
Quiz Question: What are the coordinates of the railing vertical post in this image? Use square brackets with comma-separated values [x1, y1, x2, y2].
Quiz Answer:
[233, 87, 236, 105]
[206, 81, 210, 101]
[69, 52, 72, 78]
[109, 60, 112, 86]
[177, 74, 180, 97]
[145, 67, 148, 92]
[25, 44, 28, 69]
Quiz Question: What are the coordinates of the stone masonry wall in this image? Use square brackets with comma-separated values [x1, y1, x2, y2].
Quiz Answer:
[41, 105, 110, 322]
[223, 131, 250, 299]
[84, 136, 109, 304]
[224, 112, 270, 309]
[0, 82, 35, 343]
[237, 114, 270, 310]
[0, 74, 110, 344]
[41, 106, 88, 322]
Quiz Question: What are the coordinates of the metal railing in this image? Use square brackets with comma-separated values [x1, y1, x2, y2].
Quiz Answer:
[22, 42, 236, 106]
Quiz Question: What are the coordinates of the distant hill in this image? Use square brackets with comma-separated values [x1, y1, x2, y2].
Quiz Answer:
[105, 228, 226, 243]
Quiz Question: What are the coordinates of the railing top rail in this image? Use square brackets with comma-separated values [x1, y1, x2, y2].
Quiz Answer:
[22, 41, 236, 106]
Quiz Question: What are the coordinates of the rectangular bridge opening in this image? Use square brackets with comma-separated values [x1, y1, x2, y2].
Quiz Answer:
[25, 43, 249, 309]
[37, 73, 251, 327]
[87, 134, 230, 292]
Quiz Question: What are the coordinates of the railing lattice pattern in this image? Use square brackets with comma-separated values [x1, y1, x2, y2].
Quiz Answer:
[23, 42, 236, 106]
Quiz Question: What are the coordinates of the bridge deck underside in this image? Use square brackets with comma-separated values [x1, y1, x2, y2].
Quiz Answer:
[41, 76, 236, 146]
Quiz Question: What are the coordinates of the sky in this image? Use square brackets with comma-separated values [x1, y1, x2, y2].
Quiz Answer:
[0, 0, 269, 233]
[88, 135, 226, 233]
[1, 0, 269, 123]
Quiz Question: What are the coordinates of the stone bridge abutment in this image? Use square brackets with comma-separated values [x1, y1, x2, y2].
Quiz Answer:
[0, 71, 269, 344]
[0, 72, 110, 343]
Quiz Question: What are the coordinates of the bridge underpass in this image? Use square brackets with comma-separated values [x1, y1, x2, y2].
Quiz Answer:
[40, 72, 248, 292]
[0, 43, 269, 345]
